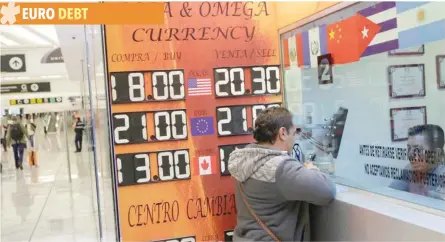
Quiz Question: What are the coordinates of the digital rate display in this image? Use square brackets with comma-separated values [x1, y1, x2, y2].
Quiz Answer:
[117, 149, 191, 186]
[111, 69, 185, 103]
[219, 143, 249, 176]
[216, 103, 281, 136]
[113, 110, 188, 145]
[214, 65, 281, 97]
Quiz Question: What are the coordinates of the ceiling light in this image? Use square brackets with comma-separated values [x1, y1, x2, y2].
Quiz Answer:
[0, 26, 50, 45]
[47, 75, 62, 78]
[28, 25, 59, 44]
[0, 35, 19, 45]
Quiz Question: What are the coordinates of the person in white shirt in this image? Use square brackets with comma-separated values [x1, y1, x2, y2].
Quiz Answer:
[25, 116, 36, 149]
[1, 116, 8, 152]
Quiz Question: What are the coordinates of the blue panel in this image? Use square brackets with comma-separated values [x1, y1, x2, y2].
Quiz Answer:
[396, 2, 429, 14]
[398, 19, 445, 49]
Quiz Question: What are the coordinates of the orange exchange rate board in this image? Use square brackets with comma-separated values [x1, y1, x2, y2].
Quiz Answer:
[103, 2, 283, 241]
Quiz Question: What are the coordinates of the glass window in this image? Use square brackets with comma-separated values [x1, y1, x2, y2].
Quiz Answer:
[281, 2, 445, 211]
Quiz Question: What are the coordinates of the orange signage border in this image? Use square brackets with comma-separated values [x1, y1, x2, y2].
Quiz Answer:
[0, 2, 164, 25]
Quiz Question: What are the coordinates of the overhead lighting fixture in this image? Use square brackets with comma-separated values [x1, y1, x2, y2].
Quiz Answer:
[0, 35, 19, 45]
[47, 75, 62, 79]
[27, 25, 59, 45]
[0, 26, 50, 45]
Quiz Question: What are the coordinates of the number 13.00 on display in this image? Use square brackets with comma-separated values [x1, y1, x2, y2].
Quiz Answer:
[117, 149, 191, 186]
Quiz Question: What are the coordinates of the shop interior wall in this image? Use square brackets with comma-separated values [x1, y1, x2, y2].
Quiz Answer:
[274, 1, 340, 29]
[300, 40, 445, 187]
[276, 1, 341, 125]
[281, 1, 445, 209]
[280, 2, 445, 240]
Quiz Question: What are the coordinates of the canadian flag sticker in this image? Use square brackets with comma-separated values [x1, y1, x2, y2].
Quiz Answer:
[198, 156, 215, 175]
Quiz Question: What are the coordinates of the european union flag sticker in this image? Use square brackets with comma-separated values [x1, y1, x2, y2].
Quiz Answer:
[190, 117, 214, 136]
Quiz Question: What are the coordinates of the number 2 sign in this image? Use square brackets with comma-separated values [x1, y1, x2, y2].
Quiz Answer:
[317, 53, 333, 85]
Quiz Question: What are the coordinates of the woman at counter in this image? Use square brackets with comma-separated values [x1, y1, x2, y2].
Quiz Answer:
[228, 107, 337, 241]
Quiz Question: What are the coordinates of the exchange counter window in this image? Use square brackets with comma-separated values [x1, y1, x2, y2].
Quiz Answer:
[280, 1, 445, 211]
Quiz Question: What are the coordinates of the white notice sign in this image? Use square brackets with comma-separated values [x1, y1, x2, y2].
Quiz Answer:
[389, 64, 425, 98]
[391, 107, 426, 141]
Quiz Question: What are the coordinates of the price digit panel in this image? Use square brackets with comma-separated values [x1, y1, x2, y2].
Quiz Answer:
[113, 110, 188, 145]
[219, 143, 249, 176]
[110, 69, 185, 104]
[224, 230, 234, 242]
[216, 103, 281, 136]
[153, 236, 196, 242]
[117, 149, 191, 186]
[214, 65, 281, 98]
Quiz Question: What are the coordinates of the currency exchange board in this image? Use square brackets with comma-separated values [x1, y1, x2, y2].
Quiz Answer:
[103, 2, 283, 241]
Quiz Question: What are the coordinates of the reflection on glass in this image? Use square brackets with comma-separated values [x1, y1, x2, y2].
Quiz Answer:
[282, 1, 445, 210]
[390, 125, 445, 200]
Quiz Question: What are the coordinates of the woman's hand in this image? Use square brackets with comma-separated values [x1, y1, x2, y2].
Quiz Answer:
[304, 162, 319, 170]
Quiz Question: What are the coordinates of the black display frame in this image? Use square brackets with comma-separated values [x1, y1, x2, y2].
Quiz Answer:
[116, 148, 191, 187]
[213, 64, 282, 99]
[215, 103, 282, 137]
[111, 109, 189, 145]
[109, 69, 186, 104]
[218, 143, 249, 176]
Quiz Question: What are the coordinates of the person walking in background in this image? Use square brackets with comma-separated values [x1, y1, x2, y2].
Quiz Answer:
[43, 124, 48, 135]
[228, 107, 336, 241]
[6, 116, 28, 170]
[25, 116, 37, 149]
[0, 115, 8, 173]
[43, 114, 49, 136]
[1, 116, 8, 152]
[74, 114, 85, 153]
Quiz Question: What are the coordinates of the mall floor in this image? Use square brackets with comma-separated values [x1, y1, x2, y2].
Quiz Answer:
[1, 131, 105, 242]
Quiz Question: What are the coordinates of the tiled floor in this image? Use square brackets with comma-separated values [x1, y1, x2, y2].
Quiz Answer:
[1, 132, 102, 242]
